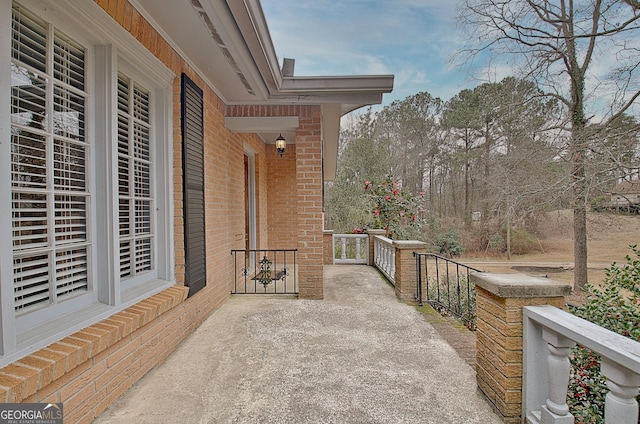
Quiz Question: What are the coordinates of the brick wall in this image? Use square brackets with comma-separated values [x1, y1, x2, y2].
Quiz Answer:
[296, 107, 324, 299]
[0, 1, 329, 421]
[0, 286, 189, 423]
[392, 241, 426, 301]
[0, 1, 329, 419]
[0, 1, 272, 422]
[266, 143, 298, 249]
[225, 105, 326, 299]
[323, 231, 334, 265]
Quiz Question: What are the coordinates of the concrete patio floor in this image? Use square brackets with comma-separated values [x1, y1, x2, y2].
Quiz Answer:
[94, 265, 502, 423]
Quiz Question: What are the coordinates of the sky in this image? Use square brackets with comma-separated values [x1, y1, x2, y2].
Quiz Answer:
[261, 1, 640, 120]
[261, 0, 480, 109]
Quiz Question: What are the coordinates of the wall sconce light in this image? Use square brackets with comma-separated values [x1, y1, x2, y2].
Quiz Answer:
[275, 134, 286, 157]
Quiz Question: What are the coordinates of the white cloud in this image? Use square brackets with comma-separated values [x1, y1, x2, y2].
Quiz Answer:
[262, 0, 472, 104]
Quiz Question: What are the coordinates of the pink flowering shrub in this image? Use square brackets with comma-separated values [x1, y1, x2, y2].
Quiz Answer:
[364, 175, 423, 238]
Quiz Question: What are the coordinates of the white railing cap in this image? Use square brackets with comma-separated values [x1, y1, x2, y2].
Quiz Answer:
[374, 235, 393, 244]
[524, 305, 640, 374]
[333, 233, 367, 238]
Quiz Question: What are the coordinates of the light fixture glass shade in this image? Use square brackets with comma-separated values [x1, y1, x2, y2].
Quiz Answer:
[275, 134, 286, 157]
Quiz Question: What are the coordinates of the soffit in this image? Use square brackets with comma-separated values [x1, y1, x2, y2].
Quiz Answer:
[130, 0, 393, 181]
[130, 0, 393, 107]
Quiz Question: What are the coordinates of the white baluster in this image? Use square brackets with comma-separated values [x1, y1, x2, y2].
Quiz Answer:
[385, 246, 391, 274]
[601, 358, 640, 424]
[356, 237, 362, 260]
[541, 328, 575, 424]
[341, 237, 347, 260]
[390, 249, 395, 277]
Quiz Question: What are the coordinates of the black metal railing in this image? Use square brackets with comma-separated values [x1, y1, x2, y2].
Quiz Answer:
[415, 253, 482, 330]
[231, 249, 298, 294]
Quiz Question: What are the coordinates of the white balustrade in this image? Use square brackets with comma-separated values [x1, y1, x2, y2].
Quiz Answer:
[523, 305, 640, 424]
[332, 234, 368, 264]
[373, 235, 395, 284]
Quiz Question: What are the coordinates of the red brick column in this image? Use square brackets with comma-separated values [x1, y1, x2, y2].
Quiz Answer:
[296, 106, 323, 299]
[366, 229, 386, 266]
[393, 240, 427, 301]
[323, 230, 334, 265]
[472, 273, 571, 424]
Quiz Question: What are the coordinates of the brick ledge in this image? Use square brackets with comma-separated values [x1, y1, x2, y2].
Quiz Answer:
[0, 285, 189, 403]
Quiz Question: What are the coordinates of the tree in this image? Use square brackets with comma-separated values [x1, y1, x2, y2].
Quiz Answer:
[584, 114, 640, 199]
[325, 109, 391, 232]
[457, 0, 640, 288]
[484, 78, 564, 258]
[443, 89, 483, 226]
[376, 92, 444, 196]
[442, 78, 561, 247]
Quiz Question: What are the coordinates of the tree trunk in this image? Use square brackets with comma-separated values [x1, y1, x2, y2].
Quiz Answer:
[506, 204, 512, 260]
[464, 129, 471, 227]
[571, 75, 589, 290]
[572, 153, 589, 289]
[482, 123, 491, 223]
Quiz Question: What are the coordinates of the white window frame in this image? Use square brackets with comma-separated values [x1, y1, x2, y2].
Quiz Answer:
[0, 0, 175, 367]
[244, 145, 257, 254]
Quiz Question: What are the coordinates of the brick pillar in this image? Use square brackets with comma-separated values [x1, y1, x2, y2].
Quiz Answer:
[472, 273, 571, 424]
[366, 229, 386, 266]
[393, 240, 427, 302]
[296, 106, 323, 299]
[323, 230, 334, 265]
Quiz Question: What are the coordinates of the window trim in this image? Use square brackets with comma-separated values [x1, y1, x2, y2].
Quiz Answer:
[10, 5, 96, 332]
[244, 145, 257, 253]
[0, 0, 175, 366]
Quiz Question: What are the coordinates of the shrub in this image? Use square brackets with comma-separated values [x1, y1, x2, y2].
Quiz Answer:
[430, 229, 464, 257]
[426, 275, 476, 330]
[590, 196, 608, 212]
[567, 245, 640, 424]
[488, 233, 505, 252]
[364, 175, 424, 238]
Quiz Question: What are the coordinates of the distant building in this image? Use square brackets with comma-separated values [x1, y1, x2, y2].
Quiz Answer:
[609, 180, 640, 212]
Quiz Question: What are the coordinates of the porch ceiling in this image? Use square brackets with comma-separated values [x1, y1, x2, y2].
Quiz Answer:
[130, 0, 393, 180]
[224, 116, 299, 146]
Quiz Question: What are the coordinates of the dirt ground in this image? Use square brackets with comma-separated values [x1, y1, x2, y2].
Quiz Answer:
[460, 210, 640, 301]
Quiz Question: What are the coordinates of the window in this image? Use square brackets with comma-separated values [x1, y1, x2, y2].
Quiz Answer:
[11, 7, 90, 315]
[117, 74, 154, 282]
[1, 1, 174, 365]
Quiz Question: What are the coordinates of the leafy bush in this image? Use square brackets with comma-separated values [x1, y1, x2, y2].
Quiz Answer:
[590, 196, 608, 212]
[364, 175, 424, 238]
[488, 233, 505, 252]
[426, 275, 476, 330]
[430, 229, 464, 257]
[567, 245, 640, 424]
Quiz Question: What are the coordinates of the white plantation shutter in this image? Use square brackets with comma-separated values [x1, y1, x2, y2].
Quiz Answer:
[118, 74, 154, 280]
[1, 1, 175, 362]
[11, 6, 89, 314]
